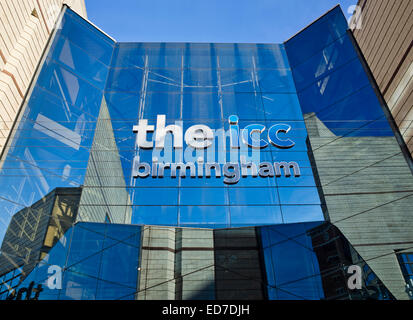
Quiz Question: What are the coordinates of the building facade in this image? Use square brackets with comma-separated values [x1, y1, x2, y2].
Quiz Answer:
[0, 5, 412, 300]
[0, 0, 87, 151]
[0, 187, 81, 280]
[350, 0, 413, 156]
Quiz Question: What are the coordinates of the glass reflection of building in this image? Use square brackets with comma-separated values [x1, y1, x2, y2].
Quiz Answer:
[0, 5, 412, 300]
[0, 188, 81, 283]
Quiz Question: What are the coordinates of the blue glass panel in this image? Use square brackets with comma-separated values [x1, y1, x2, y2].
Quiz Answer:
[183, 69, 218, 93]
[285, 6, 348, 67]
[59, 271, 97, 300]
[261, 222, 322, 248]
[104, 91, 140, 121]
[179, 174, 229, 187]
[104, 224, 141, 247]
[111, 43, 146, 68]
[297, 59, 370, 116]
[304, 85, 392, 137]
[66, 224, 105, 269]
[147, 68, 181, 92]
[220, 69, 255, 93]
[327, 6, 350, 39]
[143, 92, 181, 120]
[281, 205, 324, 223]
[0, 75, 97, 223]
[58, 9, 114, 65]
[292, 35, 357, 91]
[183, 92, 221, 120]
[260, 222, 325, 300]
[277, 168, 316, 187]
[96, 281, 136, 300]
[185, 43, 217, 69]
[132, 206, 178, 225]
[106, 68, 144, 93]
[180, 187, 228, 205]
[133, 188, 178, 205]
[67, 253, 102, 280]
[18, 86, 96, 150]
[216, 44, 254, 69]
[50, 36, 110, 90]
[99, 240, 139, 287]
[179, 206, 229, 227]
[256, 44, 289, 69]
[36, 60, 103, 115]
[229, 187, 279, 205]
[222, 93, 265, 120]
[278, 187, 321, 205]
[257, 69, 296, 93]
[147, 43, 183, 68]
[262, 93, 303, 121]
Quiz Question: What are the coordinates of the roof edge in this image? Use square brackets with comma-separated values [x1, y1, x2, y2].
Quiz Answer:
[62, 4, 117, 43]
[283, 4, 342, 43]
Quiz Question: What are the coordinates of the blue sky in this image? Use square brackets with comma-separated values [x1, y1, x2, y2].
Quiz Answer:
[85, 0, 358, 43]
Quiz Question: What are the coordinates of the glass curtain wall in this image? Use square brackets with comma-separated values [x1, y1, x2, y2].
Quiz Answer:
[285, 6, 413, 299]
[0, 5, 411, 300]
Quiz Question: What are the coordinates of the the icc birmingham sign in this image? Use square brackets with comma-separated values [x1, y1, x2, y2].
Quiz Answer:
[131, 114, 301, 185]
